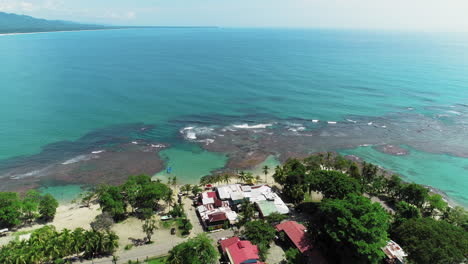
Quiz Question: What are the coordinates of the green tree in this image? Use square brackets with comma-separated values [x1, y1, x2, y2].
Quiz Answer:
[305, 170, 361, 199]
[191, 185, 203, 197]
[348, 162, 361, 181]
[142, 218, 157, 243]
[166, 233, 218, 264]
[0, 192, 22, 228]
[283, 248, 304, 264]
[262, 165, 269, 183]
[273, 165, 286, 184]
[395, 201, 421, 220]
[303, 155, 322, 172]
[122, 177, 141, 213]
[137, 182, 172, 214]
[391, 218, 468, 264]
[181, 184, 192, 195]
[384, 174, 403, 199]
[239, 198, 256, 224]
[361, 162, 379, 187]
[179, 218, 193, 236]
[22, 190, 41, 223]
[442, 206, 468, 231]
[39, 193, 59, 222]
[400, 183, 428, 208]
[273, 158, 308, 203]
[80, 191, 95, 208]
[425, 194, 447, 217]
[333, 155, 351, 171]
[97, 185, 126, 221]
[242, 220, 276, 260]
[313, 194, 390, 263]
[222, 173, 231, 184]
[265, 212, 287, 226]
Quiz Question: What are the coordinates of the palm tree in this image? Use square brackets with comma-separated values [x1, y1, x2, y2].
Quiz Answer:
[238, 171, 247, 183]
[167, 176, 173, 185]
[245, 172, 255, 185]
[262, 165, 269, 184]
[103, 231, 119, 254]
[164, 192, 174, 210]
[72, 228, 86, 257]
[240, 199, 255, 224]
[223, 173, 230, 184]
[325, 152, 333, 170]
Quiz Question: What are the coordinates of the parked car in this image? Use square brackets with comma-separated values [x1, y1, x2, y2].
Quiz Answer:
[161, 215, 173, 221]
[171, 228, 176, 235]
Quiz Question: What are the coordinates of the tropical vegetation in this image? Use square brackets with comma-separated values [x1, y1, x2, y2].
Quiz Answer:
[0, 225, 119, 263]
[0, 190, 59, 229]
[166, 233, 218, 264]
[272, 152, 468, 264]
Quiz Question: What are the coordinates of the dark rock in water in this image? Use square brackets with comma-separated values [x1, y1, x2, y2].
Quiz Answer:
[375, 145, 409, 156]
[0, 123, 166, 192]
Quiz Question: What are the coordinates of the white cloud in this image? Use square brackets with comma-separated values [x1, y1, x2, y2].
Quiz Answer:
[0, 0, 16, 12]
[20, 2, 34, 12]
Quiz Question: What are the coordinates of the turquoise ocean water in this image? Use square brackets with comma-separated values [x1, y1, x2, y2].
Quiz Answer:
[0, 28, 467, 205]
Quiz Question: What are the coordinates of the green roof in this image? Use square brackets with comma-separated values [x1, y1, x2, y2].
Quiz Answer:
[256, 200, 280, 216]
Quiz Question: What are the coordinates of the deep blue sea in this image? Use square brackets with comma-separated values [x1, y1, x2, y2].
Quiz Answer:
[0, 28, 467, 205]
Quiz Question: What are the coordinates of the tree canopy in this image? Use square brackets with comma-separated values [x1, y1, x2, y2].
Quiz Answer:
[242, 220, 277, 261]
[96, 175, 172, 220]
[305, 170, 361, 199]
[0, 225, 119, 263]
[166, 233, 218, 264]
[38, 193, 59, 221]
[312, 194, 390, 263]
[391, 218, 468, 264]
[0, 192, 22, 228]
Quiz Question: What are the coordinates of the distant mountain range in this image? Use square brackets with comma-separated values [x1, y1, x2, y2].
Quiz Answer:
[0, 12, 117, 34]
[0, 12, 217, 34]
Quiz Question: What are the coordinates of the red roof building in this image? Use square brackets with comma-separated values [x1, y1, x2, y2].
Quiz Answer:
[219, 237, 264, 264]
[276, 221, 312, 254]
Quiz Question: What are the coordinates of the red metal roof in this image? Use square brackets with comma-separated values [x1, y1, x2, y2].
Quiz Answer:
[208, 212, 227, 223]
[226, 239, 260, 264]
[214, 199, 223, 208]
[276, 221, 312, 254]
[220, 236, 240, 253]
[207, 191, 217, 198]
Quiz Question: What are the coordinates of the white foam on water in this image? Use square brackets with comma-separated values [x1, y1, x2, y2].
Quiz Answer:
[327, 121, 337, 124]
[232, 123, 272, 129]
[312, 119, 319, 123]
[91, 150, 105, 154]
[186, 131, 197, 140]
[197, 139, 215, 145]
[368, 122, 373, 125]
[346, 119, 357, 123]
[131, 141, 138, 144]
[180, 126, 215, 141]
[62, 154, 93, 165]
[8, 166, 51, 180]
[447, 110, 461, 115]
[151, 144, 165, 148]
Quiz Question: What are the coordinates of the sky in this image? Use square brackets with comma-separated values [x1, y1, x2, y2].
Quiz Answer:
[1, 0, 468, 31]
